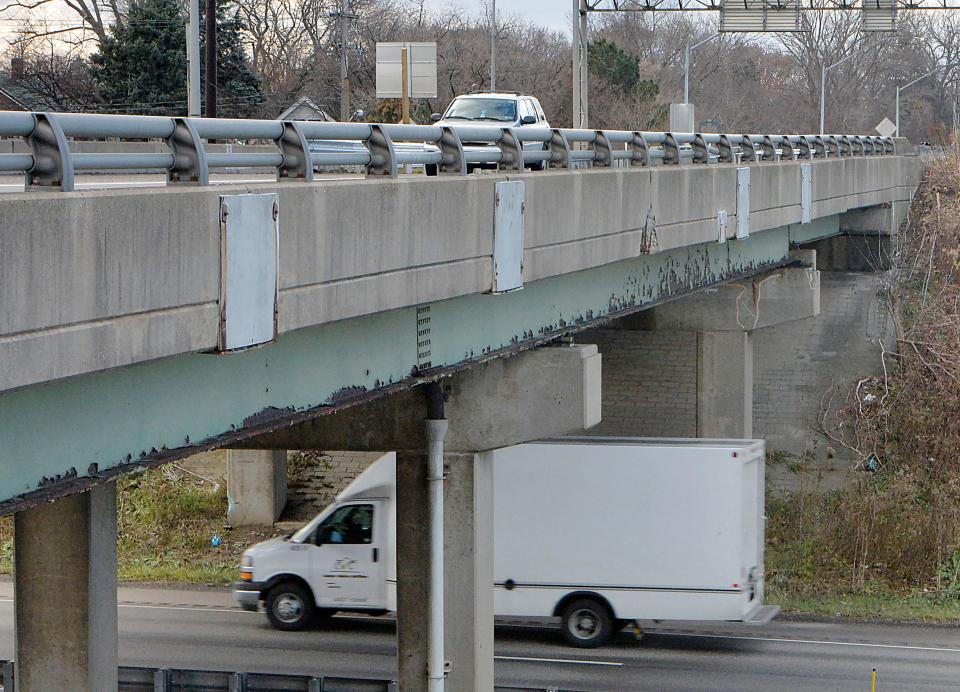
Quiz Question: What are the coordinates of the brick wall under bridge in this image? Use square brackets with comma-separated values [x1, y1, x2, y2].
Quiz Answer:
[580, 270, 895, 493]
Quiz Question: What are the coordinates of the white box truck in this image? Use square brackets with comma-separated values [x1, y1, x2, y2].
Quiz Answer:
[234, 437, 777, 647]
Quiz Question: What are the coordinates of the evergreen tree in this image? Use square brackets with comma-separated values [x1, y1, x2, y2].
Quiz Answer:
[90, 0, 188, 114]
[588, 38, 641, 95]
[90, 0, 262, 117]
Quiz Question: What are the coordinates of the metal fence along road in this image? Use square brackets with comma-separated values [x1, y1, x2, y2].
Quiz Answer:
[0, 110, 899, 192]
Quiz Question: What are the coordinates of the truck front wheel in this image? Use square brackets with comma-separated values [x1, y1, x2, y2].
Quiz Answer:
[266, 581, 316, 631]
[560, 598, 614, 648]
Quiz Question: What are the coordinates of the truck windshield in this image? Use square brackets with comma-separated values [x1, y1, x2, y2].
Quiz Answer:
[444, 98, 516, 122]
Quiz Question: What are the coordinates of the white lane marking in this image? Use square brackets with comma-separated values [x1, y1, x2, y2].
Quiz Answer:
[0, 598, 251, 614]
[662, 632, 960, 654]
[119, 603, 257, 613]
[494, 655, 623, 667]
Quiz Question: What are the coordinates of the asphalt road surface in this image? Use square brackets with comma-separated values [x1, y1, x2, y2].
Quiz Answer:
[0, 585, 957, 691]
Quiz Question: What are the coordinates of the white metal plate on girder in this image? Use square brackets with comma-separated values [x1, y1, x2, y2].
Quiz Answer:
[219, 193, 279, 351]
[736, 167, 751, 239]
[800, 163, 812, 224]
[717, 210, 729, 243]
[493, 181, 525, 293]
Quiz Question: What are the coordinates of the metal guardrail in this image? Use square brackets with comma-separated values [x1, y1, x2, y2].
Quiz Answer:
[0, 109, 898, 192]
[0, 661, 583, 692]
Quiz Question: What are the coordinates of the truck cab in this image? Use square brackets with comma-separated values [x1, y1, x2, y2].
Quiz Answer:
[234, 453, 396, 630]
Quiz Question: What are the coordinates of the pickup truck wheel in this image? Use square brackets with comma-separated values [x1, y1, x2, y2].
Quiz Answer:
[560, 598, 613, 648]
[266, 582, 315, 631]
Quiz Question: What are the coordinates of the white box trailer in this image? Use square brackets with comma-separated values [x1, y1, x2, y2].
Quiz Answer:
[235, 437, 777, 647]
[492, 437, 776, 645]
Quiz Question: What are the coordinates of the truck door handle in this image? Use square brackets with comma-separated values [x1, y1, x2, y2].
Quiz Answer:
[372, 547, 379, 563]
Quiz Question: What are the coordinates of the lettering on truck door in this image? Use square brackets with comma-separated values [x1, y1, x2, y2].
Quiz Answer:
[308, 502, 386, 607]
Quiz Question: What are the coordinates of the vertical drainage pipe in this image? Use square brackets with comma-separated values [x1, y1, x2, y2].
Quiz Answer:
[425, 383, 448, 692]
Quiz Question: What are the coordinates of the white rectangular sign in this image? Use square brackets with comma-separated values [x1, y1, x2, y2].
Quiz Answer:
[376, 42, 437, 99]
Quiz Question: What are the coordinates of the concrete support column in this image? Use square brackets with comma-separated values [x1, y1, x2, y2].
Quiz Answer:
[697, 330, 753, 438]
[226, 449, 287, 526]
[396, 451, 496, 692]
[443, 452, 494, 691]
[396, 450, 431, 692]
[14, 482, 118, 692]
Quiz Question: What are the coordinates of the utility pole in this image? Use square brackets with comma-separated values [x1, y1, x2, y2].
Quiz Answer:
[331, 0, 357, 121]
[571, 0, 588, 128]
[490, 0, 496, 91]
[186, 0, 201, 117]
[204, 0, 217, 118]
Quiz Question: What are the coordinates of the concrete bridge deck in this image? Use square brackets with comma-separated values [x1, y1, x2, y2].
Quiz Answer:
[0, 151, 920, 510]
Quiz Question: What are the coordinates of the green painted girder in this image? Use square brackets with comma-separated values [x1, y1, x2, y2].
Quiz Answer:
[0, 223, 800, 512]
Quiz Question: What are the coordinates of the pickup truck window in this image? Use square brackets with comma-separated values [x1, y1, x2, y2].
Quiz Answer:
[445, 98, 517, 123]
[315, 504, 374, 545]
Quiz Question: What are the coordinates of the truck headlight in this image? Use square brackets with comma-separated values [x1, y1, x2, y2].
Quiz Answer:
[239, 554, 254, 581]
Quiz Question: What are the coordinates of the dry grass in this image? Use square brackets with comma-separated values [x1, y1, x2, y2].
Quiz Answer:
[768, 149, 960, 613]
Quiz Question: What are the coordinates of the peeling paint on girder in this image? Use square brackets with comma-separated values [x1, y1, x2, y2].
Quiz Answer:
[0, 224, 798, 513]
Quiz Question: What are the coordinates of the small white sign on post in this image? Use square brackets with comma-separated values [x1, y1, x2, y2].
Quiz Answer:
[875, 117, 897, 138]
[376, 42, 438, 99]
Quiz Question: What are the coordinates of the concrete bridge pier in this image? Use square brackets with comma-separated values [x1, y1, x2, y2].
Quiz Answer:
[226, 449, 287, 527]
[656, 261, 821, 438]
[14, 482, 118, 692]
[234, 343, 601, 692]
[586, 260, 820, 440]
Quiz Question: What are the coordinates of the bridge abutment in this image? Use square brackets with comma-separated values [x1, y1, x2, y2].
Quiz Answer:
[14, 482, 118, 692]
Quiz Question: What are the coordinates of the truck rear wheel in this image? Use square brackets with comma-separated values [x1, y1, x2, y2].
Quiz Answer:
[266, 581, 316, 631]
[560, 598, 613, 648]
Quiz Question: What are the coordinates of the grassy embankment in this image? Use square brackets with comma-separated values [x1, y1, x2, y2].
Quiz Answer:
[0, 466, 275, 585]
[765, 148, 960, 623]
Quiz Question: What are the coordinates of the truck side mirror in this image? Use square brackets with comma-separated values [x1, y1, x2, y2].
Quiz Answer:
[430, 113, 442, 122]
[521, 115, 537, 125]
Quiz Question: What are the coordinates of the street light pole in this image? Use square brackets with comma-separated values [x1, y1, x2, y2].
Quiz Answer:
[895, 61, 960, 136]
[490, 0, 496, 90]
[572, 0, 588, 128]
[820, 46, 872, 135]
[684, 32, 720, 105]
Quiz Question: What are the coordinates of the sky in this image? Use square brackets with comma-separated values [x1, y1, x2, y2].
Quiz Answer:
[426, 0, 573, 35]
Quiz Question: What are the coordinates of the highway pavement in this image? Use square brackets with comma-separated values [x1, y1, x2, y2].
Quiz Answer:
[0, 584, 957, 690]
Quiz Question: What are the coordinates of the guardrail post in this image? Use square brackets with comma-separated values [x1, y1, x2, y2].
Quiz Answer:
[759, 135, 777, 161]
[153, 667, 173, 692]
[629, 132, 649, 166]
[739, 135, 757, 163]
[593, 130, 613, 166]
[168, 117, 209, 185]
[795, 136, 812, 160]
[850, 135, 864, 155]
[497, 127, 523, 171]
[837, 135, 851, 156]
[308, 676, 324, 692]
[692, 133, 709, 163]
[548, 128, 571, 168]
[438, 125, 466, 175]
[366, 124, 397, 177]
[25, 113, 74, 192]
[662, 133, 681, 164]
[777, 136, 796, 160]
[811, 136, 827, 159]
[716, 135, 734, 163]
[277, 120, 314, 182]
[826, 135, 840, 158]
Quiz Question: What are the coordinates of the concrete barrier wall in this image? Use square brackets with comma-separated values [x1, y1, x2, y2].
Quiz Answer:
[0, 154, 921, 394]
